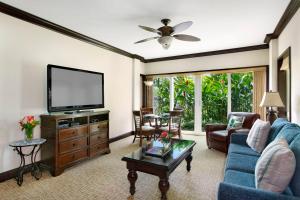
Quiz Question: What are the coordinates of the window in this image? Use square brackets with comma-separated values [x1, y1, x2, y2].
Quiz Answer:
[174, 76, 195, 131]
[153, 77, 170, 114]
[231, 72, 253, 112]
[202, 74, 228, 127]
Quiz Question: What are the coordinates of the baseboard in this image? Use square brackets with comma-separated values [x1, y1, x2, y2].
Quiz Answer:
[0, 162, 41, 183]
[109, 131, 134, 143]
[0, 132, 133, 183]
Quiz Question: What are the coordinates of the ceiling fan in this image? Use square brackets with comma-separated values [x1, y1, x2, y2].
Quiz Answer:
[134, 18, 200, 49]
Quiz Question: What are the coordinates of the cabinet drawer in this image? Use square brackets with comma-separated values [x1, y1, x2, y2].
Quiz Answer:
[59, 126, 88, 141]
[89, 122, 108, 134]
[58, 149, 88, 168]
[90, 133, 107, 145]
[59, 137, 88, 154]
[90, 143, 109, 157]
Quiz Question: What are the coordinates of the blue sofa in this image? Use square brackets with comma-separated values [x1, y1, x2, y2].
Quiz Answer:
[218, 118, 300, 200]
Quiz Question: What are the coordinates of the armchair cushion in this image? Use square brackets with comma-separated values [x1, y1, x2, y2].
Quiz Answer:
[227, 115, 245, 129]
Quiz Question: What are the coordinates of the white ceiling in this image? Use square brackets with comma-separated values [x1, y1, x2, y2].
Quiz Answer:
[2, 0, 290, 59]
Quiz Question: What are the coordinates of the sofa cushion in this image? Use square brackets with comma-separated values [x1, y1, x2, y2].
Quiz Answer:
[224, 170, 255, 188]
[225, 153, 259, 173]
[228, 143, 261, 157]
[255, 138, 296, 193]
[289, 134, 300, 197]
[276, 123, 300, 144]
[267, 118, 289, 144]
[246, 119, 271, 153]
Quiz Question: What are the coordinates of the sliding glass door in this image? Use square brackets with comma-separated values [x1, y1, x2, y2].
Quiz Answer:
[151, 69, 258, 133]
[202, 74, 228, 127]
[153, 77, 170, 114]
[231, 72, 253, 112]
[174, 76, 195, 131]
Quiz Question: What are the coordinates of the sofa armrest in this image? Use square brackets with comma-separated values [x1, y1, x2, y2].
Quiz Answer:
[218, 182, 298, 200]
[205, 124, 227, 132]
[230, 132, 248, 145]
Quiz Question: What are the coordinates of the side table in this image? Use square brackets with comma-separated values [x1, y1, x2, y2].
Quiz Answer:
[9, 138, 46, 186]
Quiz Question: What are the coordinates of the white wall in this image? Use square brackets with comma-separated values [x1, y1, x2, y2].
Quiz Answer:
[277, 9, 300, 123]
[0, 13, 135, 172]
[144, 49, 269, 74]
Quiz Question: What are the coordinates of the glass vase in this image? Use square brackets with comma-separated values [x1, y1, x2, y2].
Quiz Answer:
[25, 128, 33, 141]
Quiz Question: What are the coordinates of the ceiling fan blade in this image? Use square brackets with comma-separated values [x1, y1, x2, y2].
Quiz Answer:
[134, 37, 160, 44]
[138, 25, 161, 34]
[173, 34, 200, 42]
[172, 21, 193, 34]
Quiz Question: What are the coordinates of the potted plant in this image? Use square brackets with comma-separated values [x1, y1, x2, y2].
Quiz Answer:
[19, 116, 40, 141]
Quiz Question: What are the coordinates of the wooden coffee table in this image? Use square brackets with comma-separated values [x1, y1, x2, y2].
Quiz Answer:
[122, 139, 196, 200]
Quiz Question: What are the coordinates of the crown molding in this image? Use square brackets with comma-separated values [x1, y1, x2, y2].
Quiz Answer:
[144, 44, 269, 63]
[0, 2, 272, 64]
[0, 2, 138, 59]
[264, 0, 300, 43]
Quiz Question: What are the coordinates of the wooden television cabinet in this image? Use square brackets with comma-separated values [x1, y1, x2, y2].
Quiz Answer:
[40, 110, 110, 176]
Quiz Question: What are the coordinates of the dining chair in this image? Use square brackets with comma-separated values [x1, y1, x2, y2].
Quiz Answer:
[159, 110, 183, 138]
[140, 107, 154, 126]
[132, 111, 155, 146]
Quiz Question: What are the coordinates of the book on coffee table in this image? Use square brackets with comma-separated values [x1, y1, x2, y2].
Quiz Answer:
[145, 146, 171, 158]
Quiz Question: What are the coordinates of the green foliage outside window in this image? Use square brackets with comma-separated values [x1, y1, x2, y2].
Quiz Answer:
[153, 77, 170, 114]
[174, 76, 195, 131]
[202, 74, 228, 126]
[231, 72, 253, 112]
[153, 72, 253, 131]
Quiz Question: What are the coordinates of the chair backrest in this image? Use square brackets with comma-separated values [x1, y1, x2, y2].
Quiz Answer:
[169, 110, 183, 129]
[133, 111, 141, 131]
[140, 107, 153, 115]
[140, 107, 154, 125]
[227, 112, 260, 129]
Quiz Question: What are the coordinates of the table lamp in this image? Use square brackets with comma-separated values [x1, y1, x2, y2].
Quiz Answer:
[260, 91, 285, 124]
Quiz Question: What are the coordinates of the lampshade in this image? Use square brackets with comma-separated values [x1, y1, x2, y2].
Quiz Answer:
[158, 36, 173, 49]
[144, 80, 153, 86]
[260, 91, 284, 107]
[280, 56, 289, 71]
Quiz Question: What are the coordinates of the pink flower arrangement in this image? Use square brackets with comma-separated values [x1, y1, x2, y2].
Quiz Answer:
[19, 116, 39, 131]
[159, 131, 172, 143]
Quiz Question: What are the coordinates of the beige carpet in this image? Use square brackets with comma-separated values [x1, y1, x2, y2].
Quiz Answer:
[0, 135, 226, 200]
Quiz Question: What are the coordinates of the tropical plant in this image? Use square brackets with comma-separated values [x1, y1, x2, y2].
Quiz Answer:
[202, 74, 228, 127]
[153, 77, 170, 114]
[153, 72, 253, 131]
[174, 76, 195, 130]
[231, 72, 253, 112]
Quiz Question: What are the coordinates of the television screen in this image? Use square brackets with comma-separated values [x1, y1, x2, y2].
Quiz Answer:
[47, 65, 104, 112]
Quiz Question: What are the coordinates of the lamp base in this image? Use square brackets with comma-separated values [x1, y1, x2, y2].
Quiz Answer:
[267, 110, 278, 125]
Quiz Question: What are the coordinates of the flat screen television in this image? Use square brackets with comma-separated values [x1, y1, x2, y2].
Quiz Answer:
[47, 64, 104, 112]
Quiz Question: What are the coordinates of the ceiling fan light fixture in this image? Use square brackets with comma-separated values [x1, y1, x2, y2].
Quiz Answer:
[158, 36, 173, 49]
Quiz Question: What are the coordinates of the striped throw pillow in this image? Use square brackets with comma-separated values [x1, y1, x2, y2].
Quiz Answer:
[255, 138, 296, 193]
[246, 119, 271, 153]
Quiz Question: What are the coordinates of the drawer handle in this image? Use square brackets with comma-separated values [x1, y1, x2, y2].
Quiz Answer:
[72, 143, 76, 147]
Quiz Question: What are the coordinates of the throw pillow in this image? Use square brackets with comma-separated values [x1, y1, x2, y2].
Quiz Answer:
[227, 115, 245, 129]
[255, 138, 296, 193]
[246, 119, 271, 153]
